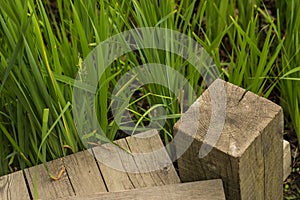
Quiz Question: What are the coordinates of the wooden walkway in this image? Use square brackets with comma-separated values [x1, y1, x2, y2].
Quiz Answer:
[0, 130, 183, 200]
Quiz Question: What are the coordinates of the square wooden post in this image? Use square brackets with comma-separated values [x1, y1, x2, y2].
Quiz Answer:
[175, 79, 283, 200]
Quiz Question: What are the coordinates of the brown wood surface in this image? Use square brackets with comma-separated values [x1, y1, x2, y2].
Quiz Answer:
[62, 149, 107, 196]
[93, 130, 180, 192]
[176, 79, 284, 200]
[25, 159, 75, 199]
[124, 131, 180, 186]
[56, 179, 226, 200]
[0, 170, 31, 200]
[20, 130, 180, 199]
[283, 140, 291, 181]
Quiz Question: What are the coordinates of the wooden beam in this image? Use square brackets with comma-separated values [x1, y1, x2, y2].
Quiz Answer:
[56, 179, 226, 200]
[175, 79, 283, 200]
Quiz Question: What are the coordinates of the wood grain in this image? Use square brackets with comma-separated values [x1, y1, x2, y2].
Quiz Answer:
[176, 79, 284, 200]
[92, 139, 137, 191]
[93, 130, 180, 192]
[124, 131, 180, 186]
[0, 171, 30, 200]
[62, 149, 107, 196]
[283, 140, 291, 181]
[57, 179, 226, 200]
[25, 159, 75, 199]
[1, 130, 181, 200]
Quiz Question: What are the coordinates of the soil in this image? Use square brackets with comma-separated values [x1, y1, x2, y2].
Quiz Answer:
[284, 131, 300, 198]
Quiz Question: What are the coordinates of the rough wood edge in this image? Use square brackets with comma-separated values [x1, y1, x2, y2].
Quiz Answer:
[55, 179, 226, 200]
[283, 140, 291, 181]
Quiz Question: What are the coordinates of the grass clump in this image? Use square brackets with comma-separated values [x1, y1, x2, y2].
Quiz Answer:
[0, 3, 299, 195]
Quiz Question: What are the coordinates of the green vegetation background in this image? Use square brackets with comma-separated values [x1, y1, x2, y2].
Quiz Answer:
[0, 1, 299, 196]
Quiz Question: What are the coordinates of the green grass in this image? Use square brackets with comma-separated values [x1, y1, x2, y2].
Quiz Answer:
[276, 0, 300, 145]
[0, 0, 299, 184]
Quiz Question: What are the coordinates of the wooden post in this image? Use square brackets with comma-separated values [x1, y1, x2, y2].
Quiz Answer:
[175, 79, 283, 200]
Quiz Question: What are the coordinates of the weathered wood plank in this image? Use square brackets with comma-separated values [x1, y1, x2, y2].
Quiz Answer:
[1, 130, 180, 200]
[283, 140, 291, 181]
[92, 139, 138, 191]
[93, 130, 180, 192]
[57, 179, 226, 200]
[124, 131, 180, 186]
[0, 171, 30, 200]
[62, 149, 107, 196]
[25, 159, 75, 199]
[175, 79, 283, 200]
